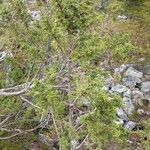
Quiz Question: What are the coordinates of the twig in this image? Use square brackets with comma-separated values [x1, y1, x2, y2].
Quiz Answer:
[26, 61, 35, 84]
[0, 62, 44, 97]
[0, 132, 23, 140]
[0, 114, 13, 127]
[75, 134, 89, 150]
[0, 88, 29, 96]
[49, 107, 59, 138]
[20, 96, 42, 109]
[0, 121, 45, 140]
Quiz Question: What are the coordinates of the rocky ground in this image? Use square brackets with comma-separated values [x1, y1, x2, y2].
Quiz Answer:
[102, 63, 150, 149]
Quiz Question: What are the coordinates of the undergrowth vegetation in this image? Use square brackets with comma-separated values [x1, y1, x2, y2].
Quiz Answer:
[0, 0, 150, 149]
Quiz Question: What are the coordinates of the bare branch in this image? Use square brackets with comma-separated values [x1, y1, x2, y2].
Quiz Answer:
[0, 118, 47, 140]
[49, 107, 59, 138]
[75, 134, 89, 150]
[0, 132, 23, 140]
[0, 114, 13, 127]
[0, 62, 44, 97]
[20, 96, 42, 109]
[0, 87, 29, 96]
[26, 61, 35, 84]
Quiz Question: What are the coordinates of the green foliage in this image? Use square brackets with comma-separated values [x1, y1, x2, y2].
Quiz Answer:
[73, 33, 106, 64]
[50, 0, 101, 34]
[80, 93, 122, 143]
[106, 33, 136, 61]
[1, 0, 149, 149]
[0, 97, 22, 113]
[73, 32, 136, 65]
[0, 134, 37, 150]
[139, 119, 150, 149]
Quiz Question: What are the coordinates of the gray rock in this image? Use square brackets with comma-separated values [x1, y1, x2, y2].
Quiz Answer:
[102, 86, 109, 92]
[123, 89, 131, 98]
[123, 80, 136, 88]
[71, 140, 78, 150]
[0, 51, 7, 61]
[138, 58, 145, 62]
[145, 111, 150, 115]
[118, 15, 128, 21]
[0, 51, 13, 62]
[124, 121, 136, 131]
[28, 10, 41, 20]
[132, 90, 144, 106]
[104, 76, 114, 88]
[111, 84, 128, 93]
[122, 76, 141, 87]
[138, 109, 150, 115]
[144, 65, 150, 75]
[122, 76, 142, 83]
[115, 118, 124, 125]
[137, 109, 145, 115]
[141, 81, 150, 92]
[125, 67, 143, 78]
[28, 0, 37, 3]
[144, 93, 150, 101]
[122, 76, 142, 89]
[81, 99, 90, 107]
[142, 75, 150, 82]
[114, 64, 127, 74]
[23, 0, 37, 4]
[122, 97, 135, 115]
[76, 117, 81, 124]
[116, 108, 128, 121]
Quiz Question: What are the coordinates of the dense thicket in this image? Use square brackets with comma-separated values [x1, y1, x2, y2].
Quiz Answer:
[0, 0, 149, 149]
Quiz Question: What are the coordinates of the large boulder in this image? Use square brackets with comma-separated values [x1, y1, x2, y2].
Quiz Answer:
[122, 76, 141, 88]
[124, 67, 143, 78]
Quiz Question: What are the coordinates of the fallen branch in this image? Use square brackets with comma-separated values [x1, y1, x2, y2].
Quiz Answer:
[0, 114, 13, 127]
[0, 87, 29, 96]
[20, 96, 42, 109]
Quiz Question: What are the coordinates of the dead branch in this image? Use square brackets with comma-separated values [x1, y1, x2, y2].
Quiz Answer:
[0, 114, 49, 140]
[0, 114, 13, 127]
[20, 96, 42, 109]
[75, 134, 89, 150]
[0, 87, 29, 96]
[0, 62, 44, 97]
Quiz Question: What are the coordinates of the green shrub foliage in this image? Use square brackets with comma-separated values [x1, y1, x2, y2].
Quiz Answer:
[0, 0, 149, 149]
